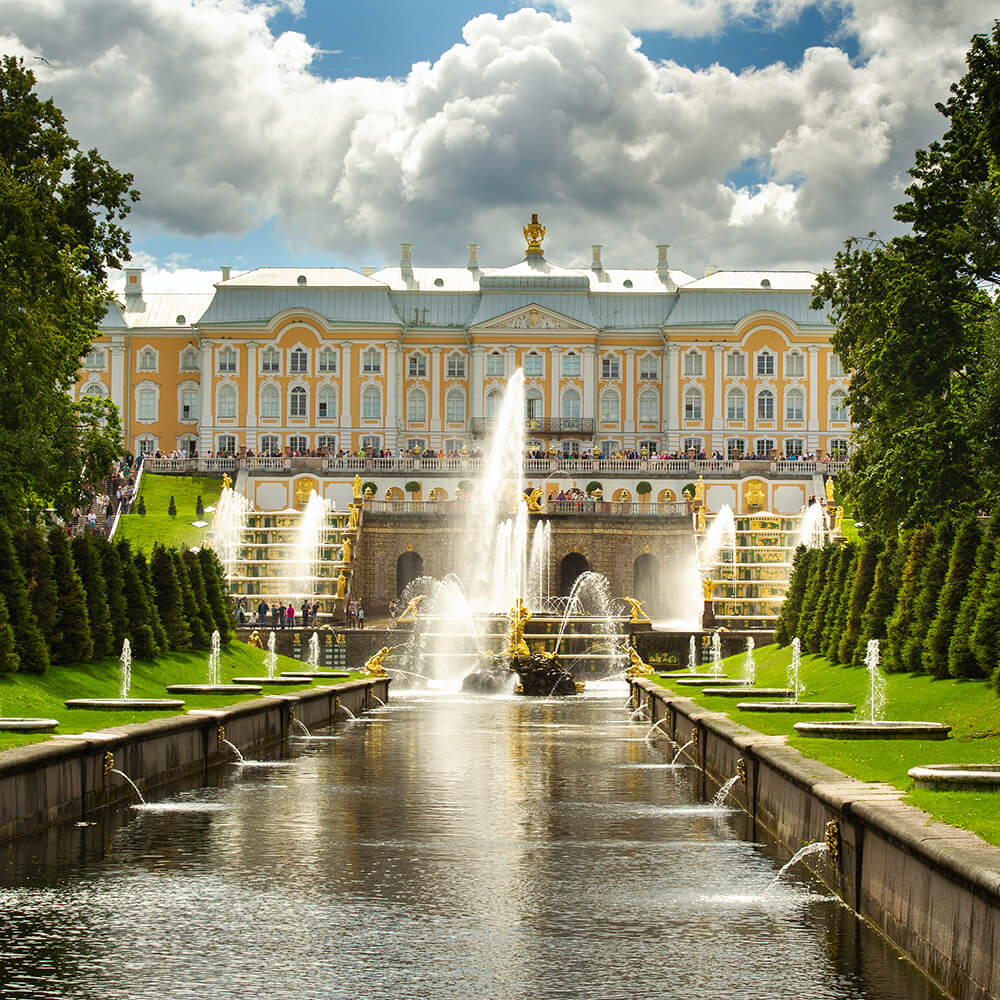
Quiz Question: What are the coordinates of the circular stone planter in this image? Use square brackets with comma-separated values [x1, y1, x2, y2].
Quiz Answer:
[231, 676, 304, 686]
[794, 720, 951, 740]
[908, 763, 1000, 790]
[0, 717, 60, 732]
[737, 701, 857, 713]
[279, 671, 350, 679]
[660, 673, 730, 683]
[700, 687, 795, 698]
[64, 698, 185, 711]
[165, 684, 263, 694]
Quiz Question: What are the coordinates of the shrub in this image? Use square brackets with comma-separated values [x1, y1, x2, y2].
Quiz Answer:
[116, 539, 159, 659]
[196, 495, 204, 518]
[134, 549, 169, 653]
[900, 521, 952, 673]
[98, 540, 130, 653]
[636, 481, 652, 496]
[0, 524, 49, 674]
[798, 547, 832, 651]
[0, 592, 20, 673]
[951, 502, 1000, 678]
[803, 545, 841, 654]
[774, 545, 810, 645]
[183, 549, 217, 643]
[150, 544, 190, 650]
[198, 547, 233, 639]
[837, 535, 884, 665]
[972, 526, 1000, 680]
[404, 481, 420, 494]
[47, 526, 93, 664]
[586, 481, 603, 496]
[71, 534, 114, 660]
[168, 495, 177, 516]
[173, 549, 208, 649]
[924, 517, 980, 676]
[14, 525, 57, 638]
[884, 526, 933, 672]
[821, 542, 857, 660]
[137, 496, 146, 515]
[851, 534, 900, 666]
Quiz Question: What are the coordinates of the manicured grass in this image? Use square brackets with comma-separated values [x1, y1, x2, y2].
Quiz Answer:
[116, 473, 223, 553]
[650, 642, 1000, 847]
[0, 642, 364, 753]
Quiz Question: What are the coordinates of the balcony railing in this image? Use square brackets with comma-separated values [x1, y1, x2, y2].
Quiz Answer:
[470, 417, 595, 437]
[366, 499, 690, 517]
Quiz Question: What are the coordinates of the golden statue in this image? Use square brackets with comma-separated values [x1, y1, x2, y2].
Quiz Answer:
[623, 597, 651, 624]
[353, 474, 362, 500]
[702, 577, 716, 600]
[247, 630, 263, 649]
[363, 486, 374, 498]
[342, 537, 352, 563]
[295, 478, 316, 504]
[336, 571, 347, 599]
[364, 646, 393, 677]
[524, 487, 545, 513]
[694, 475, 704, 501]
[625, 646, 650, 678]
[222, 473, 233, 490]
[522, 212, 546, 254]
[697, 506, 706, 532]
[834, 507, 844, 535]
[825, 476, 835, 503]
[744, 480, 766, 508]
[505, 598, 532, 658]
[397, 595, 425, 623]
[348, 505, 359, 529]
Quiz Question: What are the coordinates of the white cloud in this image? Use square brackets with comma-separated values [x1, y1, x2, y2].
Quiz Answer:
[1, 0, 997, 275]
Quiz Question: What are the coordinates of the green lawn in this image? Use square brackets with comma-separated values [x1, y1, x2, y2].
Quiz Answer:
[0, 642, 364, 753]
[116, 473, 224, 553]
[650, 643, 1000, 847]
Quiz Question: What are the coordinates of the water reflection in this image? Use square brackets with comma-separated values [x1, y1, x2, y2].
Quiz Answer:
[0, 687, 943, 999]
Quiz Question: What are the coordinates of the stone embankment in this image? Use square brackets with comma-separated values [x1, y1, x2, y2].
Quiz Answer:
[630, 677, 1000, 1000]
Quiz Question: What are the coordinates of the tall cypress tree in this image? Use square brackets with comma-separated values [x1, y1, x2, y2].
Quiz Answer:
[821, 542, 856, 660]
[884, 526, 933, 672]
[0, 523, 48, 673]
[950, 505, 1000, 678]
[116, 540, 158, 659]
[70, 535, 113, 659]
[901, 521, 952, 674]
[135, 549, 170, 653]
[150, 545, 190, 650]
[46, 526, 93, 664]
[774, 545, 811, 645]
[803, 546, 840, 654]
[797, 547, 832, 650]
[14, 525, 57, 639]
[852, 534, 900, 666]
[173, 549, 208, 648]
[0, 592, 21, 673]
[198, 547, 232, 639]
[972, 528, 1000, 681]
[924, 518, 980, 676]
[837, 535, 884, 665]
[183, 549, 217, 643]
[98, 539, 130, 653]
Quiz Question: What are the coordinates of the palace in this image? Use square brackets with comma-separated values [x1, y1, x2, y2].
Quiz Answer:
[79, 216, 850, 513]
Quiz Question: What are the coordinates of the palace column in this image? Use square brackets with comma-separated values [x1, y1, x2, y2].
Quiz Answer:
[199, 339, 213, 454]
[386, 342, 399, 449]
[807, 345, 820, 453]
[624, 348, 636, 435]
[711, 344, 724, 453]
[245, 342, 258, 452]
[664, 344, 679, 451]
[340, 343, 352, 436]
[430, 346, 442, 436]
[582, 345, 597, 424]
[470, 345, 485, 422]
[549, 345, 561, 422]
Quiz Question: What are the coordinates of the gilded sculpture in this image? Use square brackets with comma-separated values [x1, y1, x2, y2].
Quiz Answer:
[825, 476, 836, 503]
[694, 475, 704, 501]
[396, 595, 425, 624]
[744, 480, 766, 508]
[353, 474, 362, 500]
[336, 571, 347, 599]
[625, 646, 651, 678]
[622, 597, 651, 624]
[505, 598, 533, 658]
[364, 646, 393, 677]
[524, 487, 545, 513]
[295, 478, 316, 504]
[522, 213, 546, 254]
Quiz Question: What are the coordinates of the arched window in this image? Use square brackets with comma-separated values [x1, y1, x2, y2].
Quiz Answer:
[362, 348, 381, 374]
[785, 388, 804, 421]
[180, 387, 199, 421]
[290, 347, 308, 374]
[757, 388, 775, 420]
[318, 348, 337, 373]
[289, 385, 307, 418]
[683, 350, 703, 377]
[407, 388, 427, 423]
[785, 438, 804, 457]
[260, 385, 279, 418]
[756, 350, 775, 376]
[638, 391, 658, 424]
[180, 347, 199, 371]
[600, 390, 620, 423]
[525, 387, 543, 421]
[683, 388, 702, 421]
[727, 388, 745, 421]
[216, 384, 237, 419]
[318, 385, 337, 420]
[317, 435, 337, 452]
[84, 382, 107, 398]
[261, 347, 280, 373]
[137, 347, 157, 372]
[445, 388, 464, 424]
[562, 388, 581, 420]
[362, 385, 381, 420]
[725, 438, 746, 459]
[830, 391, 849, 422]
[260, 434, 281, 455]
[485, 389, 502, 420]
[786, 351, 804, 378]
[218, 346, 237, 373]
[726, 351, 745, 377]
[216, 435, 236, 455]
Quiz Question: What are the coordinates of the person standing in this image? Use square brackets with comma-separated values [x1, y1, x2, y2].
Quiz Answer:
[301, 599, 310, 627]
[278, 602, 286, 629]
[287, 603, 295, 628]
[358, 603, 365, 629]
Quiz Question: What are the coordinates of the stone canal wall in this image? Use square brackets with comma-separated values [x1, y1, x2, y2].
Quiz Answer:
[631, 678, 1000, 1000]
[0, 678, 389, 844]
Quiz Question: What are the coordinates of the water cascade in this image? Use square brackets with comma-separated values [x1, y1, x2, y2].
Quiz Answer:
[265, 631, 277, 678]
[119, 638, 132, 700]
[290, 490, 330, 600]
[863, 639, 886, 724]
[208, 629, 221, 686]
[307, 632, 320, 670]
[109, 768, 146, 805]
[687, 635, 697, 672]
[210, 486, 250, 582]
[764, 842, 828, 895]
[788, 637, 803, 703]
[712, 630, 723, 675]
[712, 774, 741, 807]
[742, 637, 756, 686]
[797, 503, 828, 549]
[671, 740, 695, 765]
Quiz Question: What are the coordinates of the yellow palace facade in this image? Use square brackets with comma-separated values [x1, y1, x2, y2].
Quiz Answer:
[79, 219, 851, 468]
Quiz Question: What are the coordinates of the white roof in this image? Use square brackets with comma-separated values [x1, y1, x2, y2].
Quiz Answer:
[222, 267, 385, 288]
[121, 292, 214, 329]
[684, 270, 817, 291]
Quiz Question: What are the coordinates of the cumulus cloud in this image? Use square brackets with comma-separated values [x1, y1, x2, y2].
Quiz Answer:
[0, 0, 996, 275]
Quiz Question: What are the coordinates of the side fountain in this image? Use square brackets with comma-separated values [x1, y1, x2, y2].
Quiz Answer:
[700, 636, 793, 699]
[167, 630, 263, 695]
[738, 636, 857, 713]
[660, 632, 732, 683]
[65, 638, 186, 712]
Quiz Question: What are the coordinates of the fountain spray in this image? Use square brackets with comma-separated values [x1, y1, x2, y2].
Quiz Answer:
[119, 638, 132, 700]
[265, 630, 277, 678]
[208, 630, 221, 685]
[863, 638, 886, 723]
[743, 637, 756, 686]
[788, 637, 802, 703]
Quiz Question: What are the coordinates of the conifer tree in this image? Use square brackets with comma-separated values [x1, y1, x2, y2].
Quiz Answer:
[0, 523, 49, 673]
[852, 534, 900, 666]
[949, 504, 1000, 677]
[820, 542, 856, 660]
[134, 549, 169, 653]
[972, 530, 1000, 681]
[900, 521, 952, 674]
[198, 547, 233, 639]
[774, 546, 811, 645]
[803, 545, 843, 654]
[183, 549, 217, 643]
[0, 592, 21, 673]
[837, 535, 884, 665]
[97, 539, 129, 652]
[924, 518, 980, 676]
[46, 526, 93, 664]
[70, 535, 113, 659]
[798, 547, 832, 651]
[14, 525, 57, 638]
[116, 540, 158, 659]
[884, 526, 933, 672]
[173, 549, 208, 648]
[150, 545, 190, 650]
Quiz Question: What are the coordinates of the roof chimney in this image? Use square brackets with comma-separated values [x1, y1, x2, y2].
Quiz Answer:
[466, 243, 480, 271]
[656, 244, 676, 292]
[591, 244, 603, 271]
[360, 266, 376, 277]
[124, 266, 143, 297]
[400, 243, 413, 275]
[220, 265, 231, 282]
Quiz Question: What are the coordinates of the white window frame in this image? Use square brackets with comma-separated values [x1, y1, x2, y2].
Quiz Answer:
[726, 387, 745, 422]
[317, 435, 337, 452]
[486, 352, 505, 377]
[288, 434, 308, 453]
[601, 354, 620, 380]
[485, 389, 502, 420]
[289, 346, 309, 375]
[318, 347, 338, 374]
[785, 350, 805, 378]
[137, 346, 158, 373]
[726, 351, 746, 377]
[317, 384, 338, 421]
[259, 434, 281, 455]
[179, 347, 199, 372]
[682, 437, 704, 454]
[83, 346, 106, 370]
[136, 434, 157, 456]
[408, 352, 427, 378]
[445, 387, 464, 424]
[446, 352, 466, 378]
[83, 381, 108, 398]
[407, 387, 428, 424]
[600, 389, 620, 424]
[755, 438, 776, 457]
[830, 390, 849, 422]
[785, 388, 804, 422]
[683, 387, 703, 422]
[217, 346, 237, 374]
[562, 352, 581, 377]
[362, 347, 383, 375]
[525, 387, 544, 421]
[362, 384, 381, 420]
[259, 383, 280, 419]
[360, 434, 382, 453]
[179, 382, 200, 423]
[755, 350, 775, 377]
[638, 390, 658, 424]
[523, 351, 544, 377]
[682, 350, 703, 377]
[639, 354, 659, 380]
[216, 383, 237, 420]
[135, 380, 159, 423]
[757, 388, 775, 420]
[216, 434, 237, 455]
[561, 388, 582, 420]
[829, 353, 845, 377]
[785, 437, 805, 457]
[261, 346, 281, 374]
[289, 384, 308, 419]
[725, 437, 746, 460]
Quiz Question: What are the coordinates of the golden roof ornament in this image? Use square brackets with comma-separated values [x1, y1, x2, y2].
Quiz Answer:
[522, 212, 545, 254]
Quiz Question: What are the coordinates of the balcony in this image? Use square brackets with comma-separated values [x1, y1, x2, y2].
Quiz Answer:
[470, 417, 595, 438]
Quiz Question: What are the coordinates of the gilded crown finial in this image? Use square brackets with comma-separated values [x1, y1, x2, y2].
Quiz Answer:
[523, 212, 545, 254]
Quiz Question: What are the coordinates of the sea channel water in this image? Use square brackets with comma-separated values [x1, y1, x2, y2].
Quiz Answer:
[0, 683, 943, 999]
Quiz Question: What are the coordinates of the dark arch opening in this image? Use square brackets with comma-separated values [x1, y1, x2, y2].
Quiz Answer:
[396, 551, 424, 597]
[633, 553, 662, 616]
[559, 552, 589, 596]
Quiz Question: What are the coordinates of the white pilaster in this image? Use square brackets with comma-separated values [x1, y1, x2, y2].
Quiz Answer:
[711, 344, 724, 451]
[665, 344, 679, 450]
[109, 340, 126, 413]
[549, 345, 561, 419]
[199, 340, 213, 454]
[386, 342, 399, 444]
[582, 345, 597, 423]
[245, 342, 258, 451]
[340, 342, 352, 429]
[624, 348, 636, 434]
[470, 346, 485, 421]
[429, 346, 442, 435]
[807, 345, 820, 452]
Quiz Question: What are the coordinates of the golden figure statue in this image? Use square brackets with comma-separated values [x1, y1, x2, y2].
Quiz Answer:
[384, 488, 394, 500]
[348, 505, 359, 529]
[397, 595, 425, 623]
[694, 475, 704, 501]
[623, 597, 651, 623]
[363, 485, 374, 498]
[353, 474, 362, 501]
[625, 646, 651, 678]
[697, 506, 706, 532]
[703, 577, 716, 600]
[342, 537, 352, 563]
[834, 507, 844, 535]
[505, 598, 532, 658]
[825, 476, 836, 503]
[744, 480, 766, 508]
[336, 571, 347, 599]
[522, 212, 546, 254]
[524, 487, 545, 513]
[364, 646, 393, 677]
[247, 630, 263, 649]
[222, 473, 233, 490]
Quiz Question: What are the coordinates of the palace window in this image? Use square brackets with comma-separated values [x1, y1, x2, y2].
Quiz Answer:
[600, 440, 622, 458]
[362, 385, 381, 420]
[756, 350, 775, 377]
[830, 391, 849, 422]
[829, 353, 845, 377]
[137, 387, 157, 422]
[600, 390, 620, 423]
[181, 388, 199, 421]
[443, 438, 464, 453]
[726, 351, 746, 377]
[638, 391, 658, 424]
[486, 352, 505, 376]
[639, 354, 659, 380]
[407, 388, 427, 424]
[638, 439, 659, 455]
[216, 435, 237, 455]
[561, 389, 581, 420]
[361, 435, 382, 452]
[137, 347, 157, 372]
[260, 385, 279, 418]
[317, 435, 337, 452]
[84, 382, 107, 398]
[682, 437, 703, 454]
[290, 348, 308, 374]
[562, 440, 581, 457]
[683, 350, 703, 377]
[562, 352, 581, 377]
[136, 435, 157, 456]
[216, 384, 237, 419]
[289, 385, 307, 418]
[261, 347, 280, 373]
[318, 385, 337, 420]
[485, 389, 502, 420]
[362, 348, 381, 375]
[785, 438, 805, 457]
[523, 352, 543, 377]
[601, 355, 620, 379]
[829, 438, 850, 458]
[289, 435, 307, 453]
[525, 388, 543, 421]
[446, 388, 464, 424]
[260, 435, 281, 455]
[446, 353, 466, 378]
[683, 388, 703, 421]
[318, 348, 337, 374]
[83, 347, 105, 370]
[757, 388, 775, 420]
[218, 346, 237, 373]
[785, 388, 804, 422]
[755, 438, 776, 457]
[408, 353, 426, 378]
[786, 351, 805, 378]
[180, 347, 199, 372]
[725, 438, 746, 460]
[727, 388, 745, 421]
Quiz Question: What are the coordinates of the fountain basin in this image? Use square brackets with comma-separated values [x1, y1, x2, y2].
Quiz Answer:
[231, 676, 304, 686]
[279, 671, 350, 680]
[701, 687, 795, 698]
[737, 701, 857, 713]
[64, 699, 185, 711]
[666, 674, 730, 684]
[794, 720, 952, 740]
[165, 684, 263, 695]
[908, 763, 1000, 790]
[0, 717, 60, 732]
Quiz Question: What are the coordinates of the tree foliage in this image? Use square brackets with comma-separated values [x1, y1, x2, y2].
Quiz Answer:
[923, 518, 980, 676]
[884, 526, 933, 673]
[774, 546, 811, 645]
[46, 526, 93, 664]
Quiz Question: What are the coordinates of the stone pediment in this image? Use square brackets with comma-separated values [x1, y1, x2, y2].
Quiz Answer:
[470, 303, 595, 333]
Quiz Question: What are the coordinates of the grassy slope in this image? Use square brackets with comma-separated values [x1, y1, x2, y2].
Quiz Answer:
[651, 642, 1000, 847]
[0, 642, 363, 753]
[116, 473, 223, 553]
